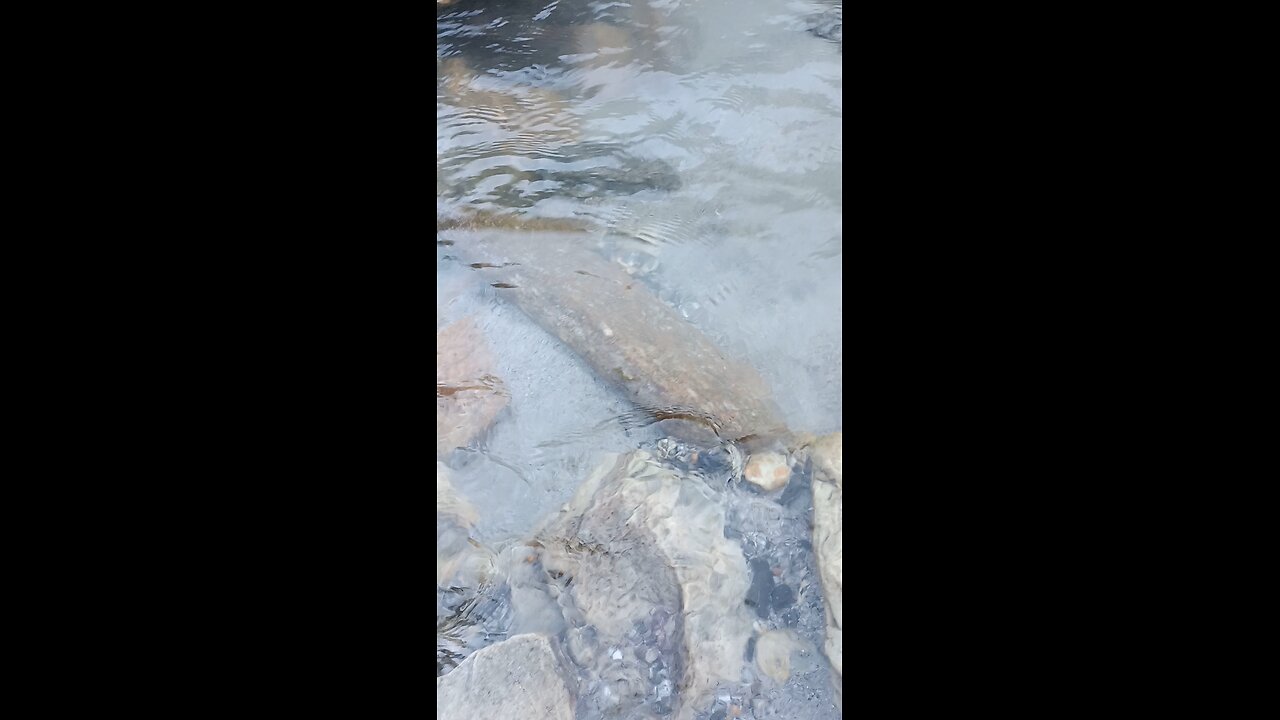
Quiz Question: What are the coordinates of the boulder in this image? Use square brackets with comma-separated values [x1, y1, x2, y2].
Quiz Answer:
[535, 450, 755, 720]
[436, 633, 574, 720]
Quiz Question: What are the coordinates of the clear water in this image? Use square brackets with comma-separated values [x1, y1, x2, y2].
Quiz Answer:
[438, 0, 841, 717]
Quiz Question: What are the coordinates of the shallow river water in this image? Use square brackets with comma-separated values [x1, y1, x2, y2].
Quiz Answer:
[437, 1, 842, 717]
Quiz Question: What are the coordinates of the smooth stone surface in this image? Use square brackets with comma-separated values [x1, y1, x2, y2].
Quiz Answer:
[436, 633, 574, 720]
[809, 432, 842, 708]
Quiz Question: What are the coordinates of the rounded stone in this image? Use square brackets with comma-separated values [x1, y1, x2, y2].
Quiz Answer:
[744, 452, 791, 492]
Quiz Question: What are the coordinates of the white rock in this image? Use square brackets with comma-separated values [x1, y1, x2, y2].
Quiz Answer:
[809, 432, 842, 709]
[743, 452, 791, 491]
[436, 633, 574, 720]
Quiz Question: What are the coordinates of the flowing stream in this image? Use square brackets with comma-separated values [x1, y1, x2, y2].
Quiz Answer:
[438, 1, 842, 717]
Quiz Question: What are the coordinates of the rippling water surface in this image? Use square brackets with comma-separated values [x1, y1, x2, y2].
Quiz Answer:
[438, 0, 841, 717]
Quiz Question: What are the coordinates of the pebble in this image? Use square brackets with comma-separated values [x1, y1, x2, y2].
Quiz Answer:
[744, 452, 791, 491]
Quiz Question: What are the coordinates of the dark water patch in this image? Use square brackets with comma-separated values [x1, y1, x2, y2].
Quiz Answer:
[745, 557, 774, 619]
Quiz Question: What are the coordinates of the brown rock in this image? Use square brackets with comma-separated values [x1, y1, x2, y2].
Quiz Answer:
[442, 229, 787, 443]
[744, 452, 791, 491]
[437, 317, 509, 457]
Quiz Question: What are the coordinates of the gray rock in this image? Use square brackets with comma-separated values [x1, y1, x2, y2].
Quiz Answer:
[436, 633, 574, 720]
[534, 450, 755, 720]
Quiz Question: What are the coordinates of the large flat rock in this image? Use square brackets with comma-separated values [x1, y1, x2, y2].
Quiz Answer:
[436, 633, 574, 720]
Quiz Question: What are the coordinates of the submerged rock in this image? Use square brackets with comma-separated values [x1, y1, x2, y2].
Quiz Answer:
[441, 229, 787, 444]
[533, 450, 755, 720]
[755, 629, 805, 685]
[808, 432, 843, 708]
[724, 457, 841, 719]
[437, 317, 509, 457]
[436, 633, 574, 720]
[743, 452, 791, 492]
[805, 4, 843, 47]
[533, 155, 682, 197]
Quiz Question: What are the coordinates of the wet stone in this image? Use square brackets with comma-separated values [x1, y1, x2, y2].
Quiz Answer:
[533, 450, 754, 720]
[436, 633, 573, 720]
[443, 230, 788, 443]
[744, 452, 791, 492]
[755, 629, 802, 685]
[771, 583, 796, 610]
[722, 465, 839, 714]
